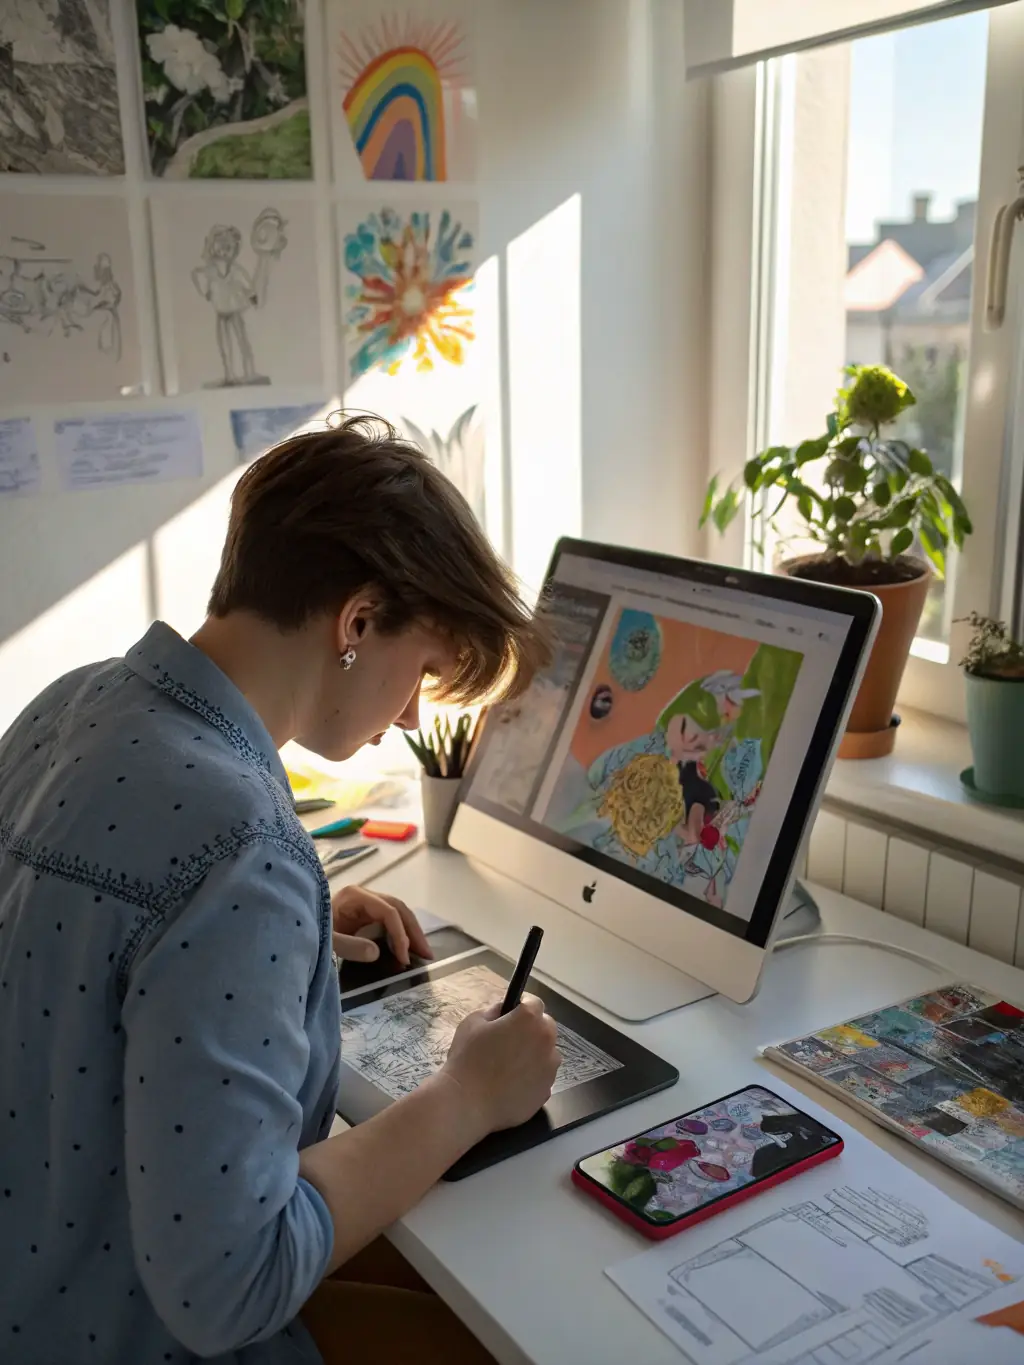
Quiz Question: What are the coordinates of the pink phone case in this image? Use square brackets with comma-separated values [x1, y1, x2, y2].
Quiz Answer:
[572, 1132, 843, 1240]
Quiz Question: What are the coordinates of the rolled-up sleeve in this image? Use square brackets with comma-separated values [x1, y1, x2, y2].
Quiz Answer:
[122, 840, 334, 1358]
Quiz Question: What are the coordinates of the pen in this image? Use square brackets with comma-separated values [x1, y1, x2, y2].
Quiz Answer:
[311, 816, 367, 839]
[499, 925, 544, 1016]
[322, 845, 379, 874]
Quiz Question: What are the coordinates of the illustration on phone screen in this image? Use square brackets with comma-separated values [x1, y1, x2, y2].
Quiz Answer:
[576, 1086, 840, 1227]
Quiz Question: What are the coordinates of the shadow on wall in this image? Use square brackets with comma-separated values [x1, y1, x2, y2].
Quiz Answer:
[0, 470, 241, 733]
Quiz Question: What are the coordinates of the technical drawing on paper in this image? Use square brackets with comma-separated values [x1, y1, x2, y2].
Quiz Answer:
[340, 963, 622, 1101]
[191, 207, 288, 387]
[610, 1182, 1020, 1365]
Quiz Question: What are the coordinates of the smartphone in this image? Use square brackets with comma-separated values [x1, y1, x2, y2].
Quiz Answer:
[572, 1084, 843, 1239]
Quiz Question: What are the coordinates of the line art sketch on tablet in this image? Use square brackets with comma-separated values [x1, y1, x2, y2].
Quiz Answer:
[0, 0, 125, 174]
[1, 238, 123, 361]
[341, 963, 622, 1101]
[191, 207, 288, 388]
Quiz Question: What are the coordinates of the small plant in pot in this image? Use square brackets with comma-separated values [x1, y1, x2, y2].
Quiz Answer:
[404, 713, 478, 847]
[958, 612, 1024, 804]
[702, 364, 972, 758]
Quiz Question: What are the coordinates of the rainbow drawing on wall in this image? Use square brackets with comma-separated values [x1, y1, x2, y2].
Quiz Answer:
[343, 207, 475, 378]
[338, 17, 468, 181]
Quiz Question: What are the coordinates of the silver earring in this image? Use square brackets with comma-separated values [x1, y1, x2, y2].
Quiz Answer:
[340, 646, 357, 670]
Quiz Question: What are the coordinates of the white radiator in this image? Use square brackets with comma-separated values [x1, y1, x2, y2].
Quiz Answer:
[805, 807, 1024, 967]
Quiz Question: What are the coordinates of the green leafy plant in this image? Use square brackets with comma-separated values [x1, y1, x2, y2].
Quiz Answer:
[404, 714, 478, 780]
[958, 613, 1024, 679]
[702, 364, 972, 582]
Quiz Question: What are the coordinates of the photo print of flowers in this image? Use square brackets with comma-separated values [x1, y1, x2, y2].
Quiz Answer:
[138, 0, 311, 179]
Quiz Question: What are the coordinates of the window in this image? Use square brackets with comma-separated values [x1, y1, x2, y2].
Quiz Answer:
[707, 2, 1024, 719]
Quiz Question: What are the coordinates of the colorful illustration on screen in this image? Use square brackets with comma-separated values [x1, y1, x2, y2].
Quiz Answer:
[337, 15, 468, 180]
[342, 207, 475, 378]
[578, 1088, 837, 1224]
[543, 613, 802, 909]
[609, 609, 662, 691]
[469, 585, 607, 816]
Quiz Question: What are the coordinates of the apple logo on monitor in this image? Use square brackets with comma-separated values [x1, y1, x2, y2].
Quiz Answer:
[582, 881, 596, 904]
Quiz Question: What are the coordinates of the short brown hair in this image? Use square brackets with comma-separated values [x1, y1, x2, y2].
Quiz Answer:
[209, 414, 550, 705]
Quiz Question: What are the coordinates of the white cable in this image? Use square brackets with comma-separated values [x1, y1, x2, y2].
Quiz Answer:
[774, 931, 953, 976]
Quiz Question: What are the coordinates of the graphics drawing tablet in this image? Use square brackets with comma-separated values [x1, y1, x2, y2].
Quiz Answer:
[335, 948, 679, 1180]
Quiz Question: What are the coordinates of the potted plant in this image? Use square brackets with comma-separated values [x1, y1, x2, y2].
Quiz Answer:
[404, 713, 478, 847]
[959, 612, 1024, 802]
[702, 364, 972, 758]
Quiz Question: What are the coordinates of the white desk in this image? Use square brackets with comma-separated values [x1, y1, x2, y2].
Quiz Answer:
[346, 848, 1024, 1365]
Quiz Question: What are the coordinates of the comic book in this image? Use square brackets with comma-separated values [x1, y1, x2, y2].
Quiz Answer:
[763, 983, 1024, 1210]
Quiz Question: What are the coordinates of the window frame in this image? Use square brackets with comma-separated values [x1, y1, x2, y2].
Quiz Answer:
[703, 1, 1024, 721]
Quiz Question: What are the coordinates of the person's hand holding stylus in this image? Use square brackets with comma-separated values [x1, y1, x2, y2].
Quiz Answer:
[441, 927, 561, 1132]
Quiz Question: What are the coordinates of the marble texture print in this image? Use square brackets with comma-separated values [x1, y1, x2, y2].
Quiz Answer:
[0, 0, 125, 174]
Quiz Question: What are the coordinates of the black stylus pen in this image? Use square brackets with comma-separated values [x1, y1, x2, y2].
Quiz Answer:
[500, 925, 545, 1016]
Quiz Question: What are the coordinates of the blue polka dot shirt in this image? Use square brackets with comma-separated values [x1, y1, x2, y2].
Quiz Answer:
[0, 622, 340, 1363]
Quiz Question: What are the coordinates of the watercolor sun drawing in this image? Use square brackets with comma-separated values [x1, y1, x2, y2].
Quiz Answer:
[342, 206, 475, 379]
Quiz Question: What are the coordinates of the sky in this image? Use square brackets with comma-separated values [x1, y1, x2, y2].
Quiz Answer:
[845, 10, 989, 243]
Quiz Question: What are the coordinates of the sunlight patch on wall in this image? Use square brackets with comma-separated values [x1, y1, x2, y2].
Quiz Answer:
[507, 194, 582, 597]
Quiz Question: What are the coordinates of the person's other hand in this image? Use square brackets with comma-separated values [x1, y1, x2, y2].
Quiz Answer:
[330, 884, 434, 966]
[442, 995, 561, 1133]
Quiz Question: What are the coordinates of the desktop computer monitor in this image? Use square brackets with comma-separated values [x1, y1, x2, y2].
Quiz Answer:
[449, 539, 880, 1005]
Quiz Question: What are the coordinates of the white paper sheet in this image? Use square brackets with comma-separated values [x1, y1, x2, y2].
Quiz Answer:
[55, 411, 203, 491]
[606, 1080, 1024, 1365]
[416, 909, 455, 936]
[0, 417, 41, 496]
[341, 962, 622, 1101]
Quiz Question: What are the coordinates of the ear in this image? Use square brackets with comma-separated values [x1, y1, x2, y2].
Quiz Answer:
[335, 593, 379, 651]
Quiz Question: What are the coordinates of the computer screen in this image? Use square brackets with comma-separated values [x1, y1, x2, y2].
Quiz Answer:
[460, 541, 876, 950]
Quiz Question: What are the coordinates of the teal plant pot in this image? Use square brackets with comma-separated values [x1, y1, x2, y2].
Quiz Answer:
[965, 672, 1024, 799]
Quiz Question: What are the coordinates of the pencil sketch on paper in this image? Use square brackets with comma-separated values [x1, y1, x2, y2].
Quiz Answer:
[0, 236, 123, 361]
[402, 405, 484, 524]
[336, 13, 471, 181]
[190, 207, 288, 388]
[340, 963, 622, 1101]
[612, 1183, 1019, 1365]
[0, 0, 125, 174]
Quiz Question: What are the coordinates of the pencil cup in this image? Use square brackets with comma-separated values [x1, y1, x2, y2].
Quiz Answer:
[420, 775, 462, 848]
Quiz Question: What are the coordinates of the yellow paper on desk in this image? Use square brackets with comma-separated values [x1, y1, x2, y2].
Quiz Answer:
[285, 763, 408, 814]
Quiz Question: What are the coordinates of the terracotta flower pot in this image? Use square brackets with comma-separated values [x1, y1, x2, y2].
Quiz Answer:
[778, 555, 931, 759]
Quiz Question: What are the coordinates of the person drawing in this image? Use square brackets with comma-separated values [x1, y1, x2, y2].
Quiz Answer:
[191, 208, 287, 388]
[0, 247, 122, 360]
[0, 415, 557, 1365]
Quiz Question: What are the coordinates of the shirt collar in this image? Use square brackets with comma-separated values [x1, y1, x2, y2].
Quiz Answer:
[124, 621, 290, 793]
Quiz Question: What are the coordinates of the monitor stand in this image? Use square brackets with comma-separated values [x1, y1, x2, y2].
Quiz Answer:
[366, 850, 820, 1024]
[775, 880, 822, 941]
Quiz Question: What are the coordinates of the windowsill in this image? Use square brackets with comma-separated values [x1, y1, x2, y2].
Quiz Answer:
[824, 707, 1024, 869]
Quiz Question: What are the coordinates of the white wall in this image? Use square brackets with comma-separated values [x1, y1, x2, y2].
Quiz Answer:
[0, 0, 710, 732]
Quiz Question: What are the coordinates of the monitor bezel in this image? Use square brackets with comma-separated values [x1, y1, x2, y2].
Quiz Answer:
[450, 538, 880, 1002]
